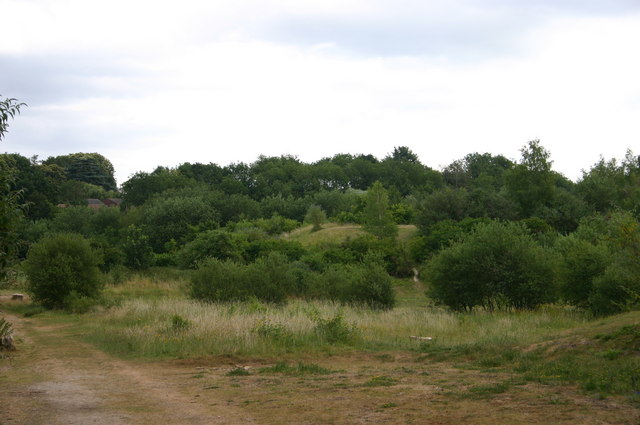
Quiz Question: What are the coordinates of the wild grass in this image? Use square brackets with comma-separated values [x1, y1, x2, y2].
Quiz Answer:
[80, 276, 588, 360]
[10, 274, 640, 400]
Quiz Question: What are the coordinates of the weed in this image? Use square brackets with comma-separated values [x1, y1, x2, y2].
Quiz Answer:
[171, 314, 191, 332]
[379, 402, 398, 409]
[252, 320, 289, 340]
[313, 314, 358, 344]
[0, 317, 12, 339]
[0, 317, 14, 351]
[226, 367, 251, 376]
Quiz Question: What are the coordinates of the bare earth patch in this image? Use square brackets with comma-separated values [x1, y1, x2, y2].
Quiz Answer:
[1, 307, 638, 425]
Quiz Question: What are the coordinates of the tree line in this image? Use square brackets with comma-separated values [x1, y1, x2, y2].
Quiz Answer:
[1, 95, 639, 315]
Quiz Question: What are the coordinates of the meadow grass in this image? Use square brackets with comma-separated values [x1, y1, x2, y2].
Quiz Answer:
[79, 277, 589, 360]
[8, 273, 640, 400]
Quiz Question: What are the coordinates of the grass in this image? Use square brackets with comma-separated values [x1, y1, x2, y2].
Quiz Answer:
[6, 273, 640, 403]
[285, 223, 366, 246]
[259, 361, 333, 376]
[77, 289, 589, 360]
[284, 223, 418, 246]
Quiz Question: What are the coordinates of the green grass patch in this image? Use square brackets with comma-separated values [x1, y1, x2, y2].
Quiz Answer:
[363, 376, 398, 387]
[457, 382, 511, 399]
[2, 302, 46, 317]
[259, 361, 333, 376]
[379, 402, 398, 409]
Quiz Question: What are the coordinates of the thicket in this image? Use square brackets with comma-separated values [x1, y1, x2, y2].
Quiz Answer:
[3, 135, 640, 316]
[190, 252, 395, 309]
[425, 221, 556, 311]
[24, 233, 103, 309]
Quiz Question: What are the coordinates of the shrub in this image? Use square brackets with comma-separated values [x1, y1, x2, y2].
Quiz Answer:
[190, 258, 247, 302]
[566, 212, 640, 315]
[313, 314, 358, 344]
[190, 252, 295, 304]
[345, 262, 395, 309]
[122, 225, 153, 270]
[176, 229, 245, 268]
[24, 233, 103, 309]
[554, 235, 609, 307]
[244, 238, 306, 263]
[305, 204, 327, 232]
[425, 221, 556, 311]
[245, 252, 296, 303]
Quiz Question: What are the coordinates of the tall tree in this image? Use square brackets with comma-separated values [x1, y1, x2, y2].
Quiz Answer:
[505, 140, 555, 217]
[45, 153, 117, 191]
[363, 181, 397, 239]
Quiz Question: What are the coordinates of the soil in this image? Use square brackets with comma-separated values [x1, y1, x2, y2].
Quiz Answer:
[1, 298, 639, 425]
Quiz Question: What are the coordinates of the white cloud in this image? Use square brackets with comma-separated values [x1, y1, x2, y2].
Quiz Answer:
[2, 1, 639, 185]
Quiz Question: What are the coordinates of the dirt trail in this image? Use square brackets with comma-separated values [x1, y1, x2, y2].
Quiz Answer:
[0, 309, 256, 425]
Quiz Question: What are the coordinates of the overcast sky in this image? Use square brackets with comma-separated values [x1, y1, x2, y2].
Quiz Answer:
[2, 0, 639, 185]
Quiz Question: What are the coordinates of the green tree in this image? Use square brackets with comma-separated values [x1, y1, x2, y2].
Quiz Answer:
[425, 221, 556, 311]
[0, 96, 26, 277]
[363, 182, 397, 239]
[121, 167, 196, 207]
[577, 150, 640, 215]
[24, 233, 103, 309]
[0, 157, 23, 276]
[305, 204, 327, 232]
[140, 192, 220, 252]
[45, 153, 117, 191]
[505, 140, 555, 217]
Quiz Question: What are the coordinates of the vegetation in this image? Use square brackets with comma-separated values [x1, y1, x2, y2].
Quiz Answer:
[1, 140, 638, 319]
[24, 233, 103, 309]
[3, 97, 640, 419]
[425, 221, 555, 311]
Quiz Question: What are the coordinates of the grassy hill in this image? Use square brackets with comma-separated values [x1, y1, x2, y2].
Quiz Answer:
[284, 223, 419, 246]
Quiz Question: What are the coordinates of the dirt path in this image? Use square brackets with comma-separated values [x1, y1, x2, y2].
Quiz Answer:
[0, 309, 256, 425]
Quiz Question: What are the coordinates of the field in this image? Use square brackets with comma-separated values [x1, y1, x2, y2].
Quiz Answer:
[2, 271, 639, 424]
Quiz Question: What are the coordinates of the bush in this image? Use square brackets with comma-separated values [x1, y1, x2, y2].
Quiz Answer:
[313, 314, 358, 344]
[346, 262, 395, 309]
[425, 221, 556, 311]
[554, 235, 609, 307]
[190, 252, 295, 304]
[190, 258, 247, 302]
[176, 229, 246, 268]
[305, 204, 327, 232]
[24, 233, 103, 309]
[246, 252, 296, 303]
[564, 212, 640, 315]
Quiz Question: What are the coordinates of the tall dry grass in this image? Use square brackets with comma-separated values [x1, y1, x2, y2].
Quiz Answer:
[84, 279, 588, 359]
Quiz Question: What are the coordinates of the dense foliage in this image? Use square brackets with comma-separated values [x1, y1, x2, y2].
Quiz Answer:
[24, 233, 103, 309]
[425, 221, 556, 311]
[2, 135, 639, 315]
